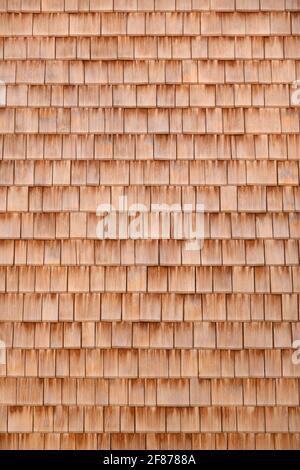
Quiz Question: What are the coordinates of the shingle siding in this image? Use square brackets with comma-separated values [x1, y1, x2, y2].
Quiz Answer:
[0, 0, 299, 450]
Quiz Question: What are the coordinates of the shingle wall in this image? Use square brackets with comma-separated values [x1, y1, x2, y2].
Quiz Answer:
[0, 0, 300, 450]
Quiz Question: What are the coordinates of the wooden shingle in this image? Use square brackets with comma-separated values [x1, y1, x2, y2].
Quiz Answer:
[1, 1, 299, 450]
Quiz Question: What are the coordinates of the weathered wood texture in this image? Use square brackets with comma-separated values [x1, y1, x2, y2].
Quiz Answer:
[0, 0, 300, 450]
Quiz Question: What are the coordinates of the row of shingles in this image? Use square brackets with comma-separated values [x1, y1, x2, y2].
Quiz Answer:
[2, 0, 300, 13]
[1, 372, 300, 395]
[0, 12, 300, 37]
[0, 160, 299, 183]
[0, 293, 299, 321]
[0, 108, 299, 133]
[0, 265, 300, 293]
[0, 59, 299, 87]
[0, 11, 299, 36]
[1, 319, 300, 347]
[1, 349, 300, 377]
[2, 348, 300, 377]
[0, 239, 299, 265]
[1, 36, 300, 60]
[0, 405, 300, 434]
[1, 84, 296, 107]
[0, 374, 299, 403]
[1, 431, 300, 450]
[1, 181, 299, 208]
[1, 135, 299, 159]
[0, 13, 300, 40]
[1, 342, 300, 372]
[0, 213, 299, 240]
[0, 59, 298, 84]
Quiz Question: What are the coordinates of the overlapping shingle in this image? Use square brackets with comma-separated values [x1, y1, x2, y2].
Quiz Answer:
[0, 0, 299, 450]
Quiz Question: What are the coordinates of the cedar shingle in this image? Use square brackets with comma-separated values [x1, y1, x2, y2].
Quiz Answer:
[2, 1, 299, 450]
